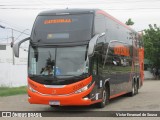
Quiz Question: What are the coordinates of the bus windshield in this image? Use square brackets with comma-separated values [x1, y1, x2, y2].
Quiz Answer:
[28, 45, 89, 78]
[31, 14, 93, 44]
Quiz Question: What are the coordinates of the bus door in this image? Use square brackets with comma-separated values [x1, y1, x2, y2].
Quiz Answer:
[104, 45, 118, 96]
[91, 52, 102, 100]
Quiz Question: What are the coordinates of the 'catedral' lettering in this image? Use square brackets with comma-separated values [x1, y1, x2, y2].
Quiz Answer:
[44, 19, 72, 24]
[114, 45, 130, 56]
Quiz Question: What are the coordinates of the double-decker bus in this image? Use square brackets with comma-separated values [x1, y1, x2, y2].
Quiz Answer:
[14, 9, 144, 108]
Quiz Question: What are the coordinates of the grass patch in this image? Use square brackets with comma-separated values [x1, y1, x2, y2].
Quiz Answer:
[0, 86, 27, 97]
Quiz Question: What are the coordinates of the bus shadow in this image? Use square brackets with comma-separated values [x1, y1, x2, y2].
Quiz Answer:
[43, 94, 131, 112]
[45, 104, 96, 111]
[39, 94, 138, 117]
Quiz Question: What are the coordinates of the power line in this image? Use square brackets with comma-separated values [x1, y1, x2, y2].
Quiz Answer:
[0, 0, 160, 11]
[35, 0, 50, 6]
[105, 8, 160, 10]
[0, 0, 160, 6]
[0, 1, 158, 6]
[14, 29, 29, 42]
[0, 37, 10, 41]
[0, 4, 43, 6]
[0, 20, 30, 34]
[0, 7, 46, 10]
[0, 7, 160, 10]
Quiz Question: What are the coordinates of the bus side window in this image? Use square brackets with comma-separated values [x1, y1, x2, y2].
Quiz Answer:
[95, 14, 106, 34]
[97, 35, 106, 44]
[104, 55, 114, 74]
[103, 46, 114, 75]
[92, 54, 98, 76]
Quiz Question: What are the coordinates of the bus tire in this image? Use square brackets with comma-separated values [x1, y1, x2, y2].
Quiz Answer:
[134, 80, 139, 94]
[128, 80, 138, 96]
[96, 88, 109, 108]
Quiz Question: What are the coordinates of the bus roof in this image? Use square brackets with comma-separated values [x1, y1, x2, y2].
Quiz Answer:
[38, 9, 136, 33]
[38, 9, 96, 16]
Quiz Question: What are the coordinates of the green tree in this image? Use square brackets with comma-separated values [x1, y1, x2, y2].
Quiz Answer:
[125, 18, 134, 25]
[143, 24, 160, 67]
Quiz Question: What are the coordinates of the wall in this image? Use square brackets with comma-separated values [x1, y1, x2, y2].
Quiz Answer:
[0, 63, 27, 87]
[0, 44, 28, 87]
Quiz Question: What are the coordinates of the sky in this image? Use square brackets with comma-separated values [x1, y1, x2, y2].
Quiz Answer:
[0, 0, 160, 44]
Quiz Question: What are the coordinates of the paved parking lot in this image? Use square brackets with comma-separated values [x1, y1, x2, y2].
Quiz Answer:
[0, 79, 160, 119]
[0, 79, 160, 111]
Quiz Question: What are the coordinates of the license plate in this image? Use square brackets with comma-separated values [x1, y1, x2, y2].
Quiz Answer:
[49, 100, 60, 105]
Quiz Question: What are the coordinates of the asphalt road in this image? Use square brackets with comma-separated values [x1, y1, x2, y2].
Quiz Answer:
[0, 79, 160, 119]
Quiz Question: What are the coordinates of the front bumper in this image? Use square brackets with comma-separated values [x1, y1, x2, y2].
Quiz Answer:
[28, 82, 101, 106]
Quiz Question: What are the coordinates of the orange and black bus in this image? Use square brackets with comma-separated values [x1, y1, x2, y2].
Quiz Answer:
[14, 9, 144, 108]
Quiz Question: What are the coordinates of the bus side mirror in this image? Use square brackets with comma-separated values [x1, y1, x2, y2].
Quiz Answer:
[13, 37, 30, 57]
[88, 34, 99, 57]
[88, 33, 105, 57]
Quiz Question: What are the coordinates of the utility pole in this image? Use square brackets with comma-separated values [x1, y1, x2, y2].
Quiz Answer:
[11, 29, 15, 65]
[0, 25, 29, 65]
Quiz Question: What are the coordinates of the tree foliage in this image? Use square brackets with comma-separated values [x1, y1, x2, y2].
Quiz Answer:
[143, 24, 160, 67]
[125, 18, 134, 25]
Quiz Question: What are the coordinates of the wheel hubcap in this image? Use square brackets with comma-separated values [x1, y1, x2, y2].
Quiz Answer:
[134, 82, 137, 94]
[132, 83, 135, 94]
[102, 90, 106, 104]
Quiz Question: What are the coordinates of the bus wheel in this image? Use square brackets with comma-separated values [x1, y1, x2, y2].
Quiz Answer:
[128, 80, 138, 96]
[96, 88, 109, 108]
[134, 80, 139, 94]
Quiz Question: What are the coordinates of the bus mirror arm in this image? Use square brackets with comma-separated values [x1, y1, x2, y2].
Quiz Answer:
[99, 32, 105, 37]
[88, 34, 99, 57]
[13, 37, 30, 58]
[88, 33, 105, 57]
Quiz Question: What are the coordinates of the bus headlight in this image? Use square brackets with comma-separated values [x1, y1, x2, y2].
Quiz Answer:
[28, 85, 37, 93]
[74, 84, 89, 94]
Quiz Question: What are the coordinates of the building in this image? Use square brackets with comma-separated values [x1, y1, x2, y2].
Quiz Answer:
[0, 43, 28, 64]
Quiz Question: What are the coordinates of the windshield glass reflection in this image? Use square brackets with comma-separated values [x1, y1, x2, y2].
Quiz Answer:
[28, 45, 89, 78]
